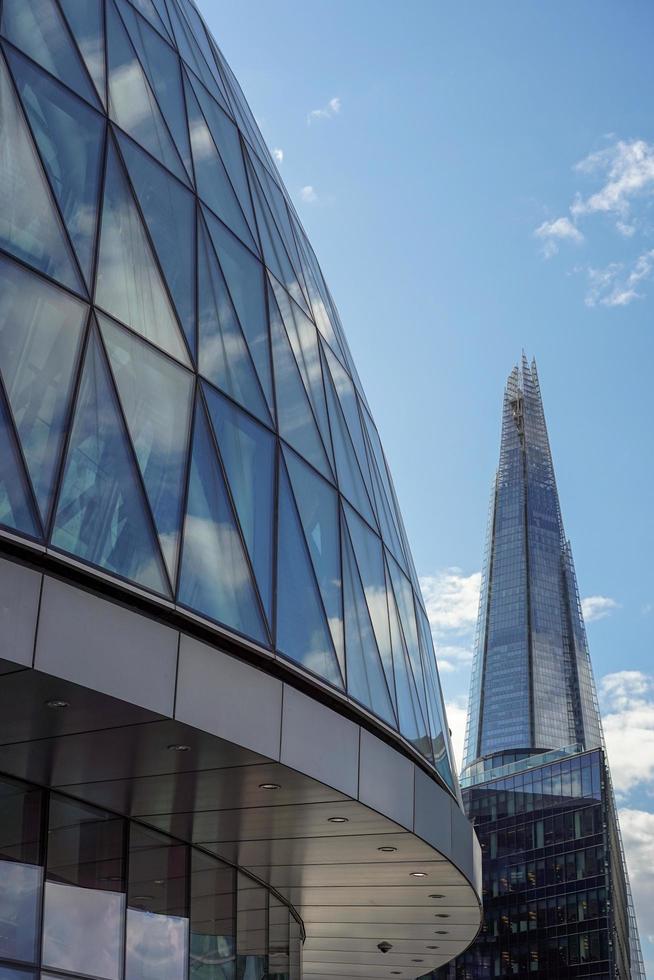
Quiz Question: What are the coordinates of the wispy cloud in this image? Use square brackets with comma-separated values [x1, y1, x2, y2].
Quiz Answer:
[585, 249, 654, 307]
[534, 216, 584, 258]
[271, 147, 283, 164]
[600, 671, 654, 794]
[420, 568, 481, 673]
[299, 185, 318, 204]
[618, 809, 654, 945]
[307, 96, 341, 125]
[581, 594, 619, 622]
[572, 139, 654, 229]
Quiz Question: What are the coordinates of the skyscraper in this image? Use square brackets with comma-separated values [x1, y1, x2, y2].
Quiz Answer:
[432, 357, 644, 979]
[0, 1, 481, 977]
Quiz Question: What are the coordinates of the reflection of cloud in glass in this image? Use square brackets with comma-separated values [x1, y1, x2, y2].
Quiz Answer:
[0, 860, 41, 963]
[42, 881, 124, 980]
[126, 907, 188, 980]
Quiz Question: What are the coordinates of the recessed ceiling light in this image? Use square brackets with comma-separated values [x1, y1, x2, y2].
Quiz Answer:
[411, 959, 424, 963]
[258, 782, 281, 790]
[435, 913, 450, 918]
[153, 879, 165, 885]
[426, 945, 440, 949]
[167, 743, 191, 752]
[429, 893, 445, 899]
[410, 871, 427, 878]
[378, 845, 397, 853]
[435, 930, 448, 934]
[45, 698, 69, 709]
[328, 816, 349, 823]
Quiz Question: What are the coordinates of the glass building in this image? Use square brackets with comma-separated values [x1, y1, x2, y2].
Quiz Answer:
[0, 1, 481, 978]
[426, 358, 644, 980]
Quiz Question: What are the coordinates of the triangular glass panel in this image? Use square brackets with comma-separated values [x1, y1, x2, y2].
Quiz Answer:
[276, 459, 343, 689]
[178, 399, 268, 645]
[0, 53, 83, 294]
[342, 514, 396, 727]
[204, 383, 274, 626]
[269, 286, 332, 481]
[115, 0, 192, 180]
[387, 576, 431, 760]
[248, 150, 308, 297]
[386, 555, 429, 722]
[128, 0, 172, 42]
[9, 47, 104, 287]
[416, 606, 454, 787]
[99, 312, 193, 583]
[165, 0, 228, 109]
[294, 227, 347, 361]
[202, 207, 273, 414]
[52, 328, 170, 595]
[344, 502, 396, 714]
[106, 0, 188, 183]
[1, 0, 100, 108]
[284, 446, 344, 677]
[0, 255, 87, 525]
[95, 138, 190, 366]
[270, 276, 333, 463]
[360, 406, 406, 563]
[322, 347, 376, 527]
[184, 74, 256, 251]
[322, 341, 372, 493]
[187, 70, 257, 238]
[116, 130, 195, 356]
[0, 386, 40, 538]
[246, 155, 311, 315]
[59, 0, 105, 106]
[198, 216, 270, 424]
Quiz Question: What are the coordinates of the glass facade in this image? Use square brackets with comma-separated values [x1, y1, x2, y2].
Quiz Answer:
[0, 771, 301, 980]
[0, 0, 456, 792]
[447, 358, 644, 979]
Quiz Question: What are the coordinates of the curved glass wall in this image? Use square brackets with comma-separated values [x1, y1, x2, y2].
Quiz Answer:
[0, 0, 454, 790]
[0, 772, 301, 980]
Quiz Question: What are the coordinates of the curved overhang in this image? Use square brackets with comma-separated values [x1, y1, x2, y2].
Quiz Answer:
[0, 547, 482, 978]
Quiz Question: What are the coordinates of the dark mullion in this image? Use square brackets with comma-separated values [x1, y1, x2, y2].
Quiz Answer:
[198, 382, 273, 648]
[110, 125, 194, 368]
[198, 208, 273, 426]
[95, 317, 176, 600]
[0, 43, 90, 301]
[279, 452, 344, 692]
[341, 501, 398, 729]
[53, 0, 106, 111]
[102, 0, 110, 116]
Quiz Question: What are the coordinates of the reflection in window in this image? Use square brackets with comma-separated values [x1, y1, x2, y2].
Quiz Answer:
[190, 850, 235, 980]
[237, 874, 267, 980]
[0, 776, 43, 965]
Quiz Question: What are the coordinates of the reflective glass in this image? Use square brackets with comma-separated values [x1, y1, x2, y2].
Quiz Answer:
[52, 329, 170, 594]
[10, 47, 105, 285]
[198, 217, 270, 423]
[269, 286, 332, 480]
[276, 460, 342, 686]
[115, 0, 192, 180]
[387, 555, 428, 719]
[96, 139, 190, 366]
[166, 0, 226, 108]
[185, 75, 255, 251]
[0, 53, 83, 294]
[388, 581, 431, 758]
[284, 446, 344, 675]
[178, 401, 268, 644]
[1, 0, 100, 108]
[190, 850, 235, 980]
[342, 516, 396, 726]
[0, 391, 40, 537]
[204, 384, 274, 624]
[116, 131, 196, 356]
[126, 825, 188, 980]
[100, 313, 194, 582]
[0, 777, 43, 965]
[186, 72, 256, 238]
[203, 208, 273, 413]
[0, 254, 86, 523]
[268, 896, 289, 980]
[129, 0, 172, 41]
[106, 0, 187, 183]
[59, 0, 105, 104]
[236, 875, 267, 980]
[322, 342, 371, 486]
[344, 502, 396, 711]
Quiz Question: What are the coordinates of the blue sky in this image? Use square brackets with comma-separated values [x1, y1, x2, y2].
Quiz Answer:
[200, 1, 654, 967]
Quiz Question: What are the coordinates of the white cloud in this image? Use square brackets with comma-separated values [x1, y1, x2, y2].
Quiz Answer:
[534, 216, 584, 258]
[585, 249, 654, 307]
[272, 147, 284, 164]
[420, 568, 481, 673]
[600, 671, 654, 794]
[445, 696, 468, 771]
[618, 809, 654, 944]
[572, 139, 654, 225]
[307, 96, 341, 124]
[300, 185, 318, 204]
[581, 594, 619, 622]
